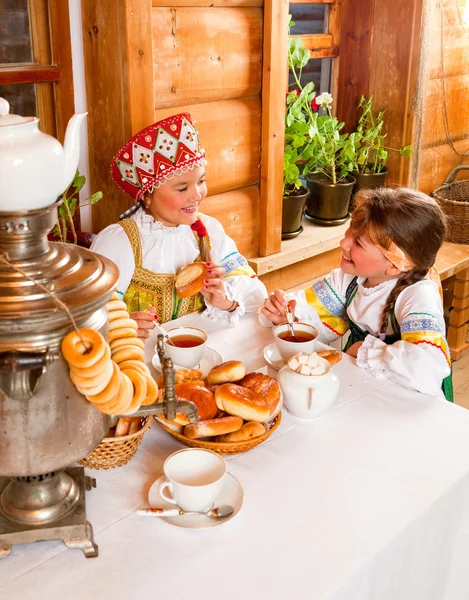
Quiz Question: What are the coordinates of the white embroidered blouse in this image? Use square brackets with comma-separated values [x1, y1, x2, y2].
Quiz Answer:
[90, 209, 267, 325]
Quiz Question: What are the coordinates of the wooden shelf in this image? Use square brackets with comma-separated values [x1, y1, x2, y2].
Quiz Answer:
[248, 219, 348, 276]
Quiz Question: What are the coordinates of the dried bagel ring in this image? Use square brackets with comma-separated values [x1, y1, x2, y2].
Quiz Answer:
[108, 327, 139, 342]
[62, 328, 106, 369]
[118, 359, 150, 375]
[98, 372, 133, 415]
[73, 359, 114, 396]
[69, 344, 111, 378]
[120, 369, 147, 414]
[110, 291, 121, 301]
[110, 336, 145, 351]
[86, 361, 122, 405]
[112, 346, 145, 364]
[108, 317, 138, 331]
[108, 309, 129, 322]
[141, 372, 158, 406]
[106, 299, 128, 312]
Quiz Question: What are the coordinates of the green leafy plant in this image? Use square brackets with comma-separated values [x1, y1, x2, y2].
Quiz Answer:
[285, 20, 359, 190]
[53, 171, 102, 244]
[355, 96, 413, 174]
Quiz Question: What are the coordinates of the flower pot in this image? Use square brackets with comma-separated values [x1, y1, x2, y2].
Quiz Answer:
[305, 175, 355, 226]
[282, 186, 309, 240]
[350, 167, 388, 210]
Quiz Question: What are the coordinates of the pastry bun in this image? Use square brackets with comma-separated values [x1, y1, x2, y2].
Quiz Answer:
[238, 372, 280, 412]
[317, 349, 342, 365]
[184, 416, 243, 439]
[216, 421, 265, 442]
[175, 262, 208, 298]
[174, 383, 217, 421]
[215, 383, 270, 422]
[207, 360, 245, 385]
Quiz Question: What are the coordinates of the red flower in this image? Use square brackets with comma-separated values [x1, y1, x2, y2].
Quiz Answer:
[286, 89, 300, 101]
[311, 97, 320, 112]
[190, 219, 207, 238]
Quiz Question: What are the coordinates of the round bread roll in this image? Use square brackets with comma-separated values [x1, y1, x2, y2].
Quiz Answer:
[174, 383, 217, 421]
[184, 416, 243, 439]
[207, 360, 245, 385]
[317, 349, 342, 365]
[215, 383, 270, 422]
[216, 421, 266, 442]
[238, 372, 280, 413]
[175, 262, 208, 298]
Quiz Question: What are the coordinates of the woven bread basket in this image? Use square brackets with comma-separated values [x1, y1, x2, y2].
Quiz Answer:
[155, 411, 282, 455]
[432, 166, 469, 244]
[79, 416, 152, 470]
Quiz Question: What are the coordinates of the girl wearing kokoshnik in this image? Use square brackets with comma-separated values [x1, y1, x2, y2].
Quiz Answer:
[91, 112, 267, 337]
[260, 187, 453, 401]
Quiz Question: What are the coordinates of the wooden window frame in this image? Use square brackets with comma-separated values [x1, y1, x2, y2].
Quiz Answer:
[0, 0, 75, 142]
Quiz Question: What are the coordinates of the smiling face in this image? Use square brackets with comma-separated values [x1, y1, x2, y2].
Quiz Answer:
[339, 228, 402, 286]
[146, 166, 208, 227]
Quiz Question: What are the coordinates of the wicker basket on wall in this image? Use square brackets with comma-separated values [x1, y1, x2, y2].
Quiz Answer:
[432, 166, 469, 244]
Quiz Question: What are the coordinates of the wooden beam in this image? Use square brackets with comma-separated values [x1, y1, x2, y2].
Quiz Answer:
[0, 66, 60, 85]
[152, 0, 262, 5]
[299, 33, 333, 49]
[259, 0, 289, 256]
[289, 0, 334, 4]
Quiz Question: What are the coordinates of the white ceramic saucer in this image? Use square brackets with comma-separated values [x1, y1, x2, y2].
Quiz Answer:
[151, 346, 222, 377]
[263, 342, 285, 371]
[148, 473, 244, 529]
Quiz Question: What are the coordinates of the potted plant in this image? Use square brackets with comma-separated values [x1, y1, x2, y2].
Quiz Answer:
[353, 95, 413, 195]
[48, 171, 102, 248]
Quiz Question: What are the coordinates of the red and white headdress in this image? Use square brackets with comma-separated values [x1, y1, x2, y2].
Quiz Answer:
[110, 113, 207, 219]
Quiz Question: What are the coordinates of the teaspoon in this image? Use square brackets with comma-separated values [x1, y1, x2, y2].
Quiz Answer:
[137, 504, 234, 519]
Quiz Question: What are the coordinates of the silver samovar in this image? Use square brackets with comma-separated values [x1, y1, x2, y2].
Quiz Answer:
[0, 100, 198, 558]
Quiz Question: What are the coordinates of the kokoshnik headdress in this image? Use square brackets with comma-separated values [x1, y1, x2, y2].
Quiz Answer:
[110, 113, 207, 220]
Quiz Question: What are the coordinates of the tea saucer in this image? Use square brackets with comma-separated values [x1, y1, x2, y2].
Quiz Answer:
[263, 342, 285, 371]
[151, 346, 222, 377]
[147, 473, 244, 529]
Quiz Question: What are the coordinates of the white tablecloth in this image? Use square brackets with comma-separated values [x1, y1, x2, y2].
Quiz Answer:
[2, 313, 469, 600]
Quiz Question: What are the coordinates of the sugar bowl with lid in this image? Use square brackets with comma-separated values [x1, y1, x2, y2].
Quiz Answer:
[277, 352, 340, 419]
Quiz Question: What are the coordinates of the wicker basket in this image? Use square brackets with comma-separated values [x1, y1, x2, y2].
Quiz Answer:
[154, 412, 282, 455]
[432, 165, 469, 244]
[79, 416, 152, 470]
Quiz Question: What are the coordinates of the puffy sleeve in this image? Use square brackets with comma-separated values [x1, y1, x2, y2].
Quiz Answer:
[258, 268, 353, 344]
[201, 215, 268, 325]
[90, 224, 135, 295]
[356, 280, 451, 397]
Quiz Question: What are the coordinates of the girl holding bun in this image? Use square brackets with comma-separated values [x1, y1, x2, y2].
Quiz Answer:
[260, 188, 453, 400]
[91, 113, 267, 337]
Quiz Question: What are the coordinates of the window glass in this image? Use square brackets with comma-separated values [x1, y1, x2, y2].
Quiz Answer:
[0, 83, 37, 118]
[0, 0, 33, 64]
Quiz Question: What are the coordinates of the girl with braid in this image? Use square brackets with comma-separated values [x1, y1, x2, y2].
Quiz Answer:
[260, 188, 453, 400]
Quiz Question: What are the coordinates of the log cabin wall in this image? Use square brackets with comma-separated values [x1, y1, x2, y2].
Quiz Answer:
[416, 0, 469, 194]
[81, 0, 288, 260]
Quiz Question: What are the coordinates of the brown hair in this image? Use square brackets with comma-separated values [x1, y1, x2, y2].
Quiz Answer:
[350, 187, 447, 334]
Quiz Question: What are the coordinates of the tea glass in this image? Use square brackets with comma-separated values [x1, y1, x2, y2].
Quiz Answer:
[162, 326, 208, 369]
[273, 322, 319, 362]
[158, 448, 227, 512]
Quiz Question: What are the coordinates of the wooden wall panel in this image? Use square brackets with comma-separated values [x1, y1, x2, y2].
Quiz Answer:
[154, 98, 261, 196]
[151, 7, 262, 109]
[201, 185, 259, 258]
[152, 0, 263, 6]
[418, 139, 469, 195]
[428, 5, 469, 79]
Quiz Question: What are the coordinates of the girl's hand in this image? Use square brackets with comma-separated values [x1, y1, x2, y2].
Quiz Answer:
[260, 290, 295, 325]
[200, 262, 233, 310]
[345, 341, 363, 358]
[129, 306, 157, 340]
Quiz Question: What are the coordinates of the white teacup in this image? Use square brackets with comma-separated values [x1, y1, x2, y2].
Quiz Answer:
[273, 322, 319, 362]
[158, 449, 226, 512]
[162, 326, 207, 369]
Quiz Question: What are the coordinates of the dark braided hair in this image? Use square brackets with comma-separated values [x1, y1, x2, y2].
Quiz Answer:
[350, 187, 447, 335]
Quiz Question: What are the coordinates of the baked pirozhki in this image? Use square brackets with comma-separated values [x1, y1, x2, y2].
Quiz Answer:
[317, 349, 342, 365]
[238, 372, 280, 413]
[175, 262, 208, 298]
[216, 421, 265, 442]
[215, 383, 270, 422]
[207, 360, 246, 385]
[184, 415, 243, 439]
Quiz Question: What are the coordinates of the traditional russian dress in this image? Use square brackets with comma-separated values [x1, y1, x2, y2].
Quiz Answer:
[91, 209, 266, 324]
[261, 268, 452, 399]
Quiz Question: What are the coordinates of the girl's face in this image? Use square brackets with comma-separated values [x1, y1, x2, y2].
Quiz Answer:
[147, 166, 207, 227]
[340, 228, 401, 285]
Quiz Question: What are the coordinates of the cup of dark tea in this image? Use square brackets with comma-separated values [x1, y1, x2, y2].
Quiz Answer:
[273, 322, 319, 362]
[163, 326, 208, 368]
